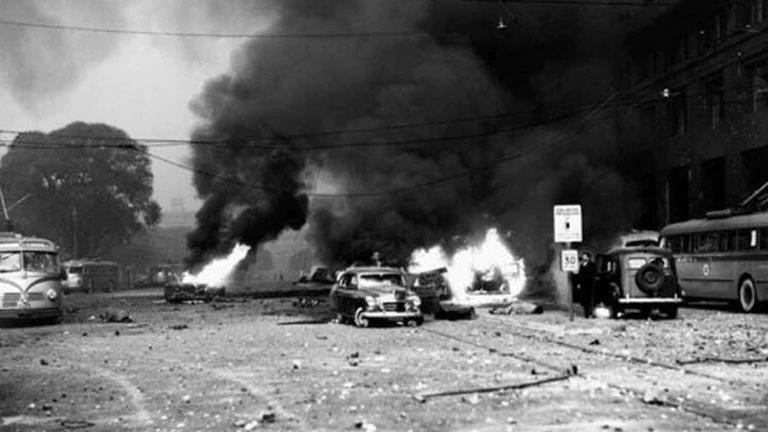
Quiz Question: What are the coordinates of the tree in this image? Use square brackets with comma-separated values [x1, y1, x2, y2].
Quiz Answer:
[0, 122, 161, 257]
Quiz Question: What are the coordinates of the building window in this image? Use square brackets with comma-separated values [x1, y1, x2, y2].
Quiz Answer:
[701, 157, 726, 213]
[706, 77, 725, 129]
[716, 8, 729, 42]
[664, 90, 687, 136]
[667, 165, 690, 223]
[735, 1, 755, 32]
[742, 146, 768, 194]
[697, 21, 715, 55]
[753, 65, 768, 111]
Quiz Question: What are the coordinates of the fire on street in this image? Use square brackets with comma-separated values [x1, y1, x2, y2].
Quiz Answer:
[1, 289, 766, 432]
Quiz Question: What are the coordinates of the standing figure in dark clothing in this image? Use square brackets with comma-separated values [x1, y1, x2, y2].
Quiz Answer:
[576, 252, 597, 318]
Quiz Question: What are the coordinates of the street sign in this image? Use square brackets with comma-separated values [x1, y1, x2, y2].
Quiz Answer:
[561, 249, 579, 272]
[553, 205, 582, 243]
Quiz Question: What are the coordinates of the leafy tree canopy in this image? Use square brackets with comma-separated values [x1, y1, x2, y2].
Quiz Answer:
[0, 122, 161, 257]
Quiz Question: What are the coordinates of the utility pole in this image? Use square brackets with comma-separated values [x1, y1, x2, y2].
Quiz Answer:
[71, 205, 78, 257]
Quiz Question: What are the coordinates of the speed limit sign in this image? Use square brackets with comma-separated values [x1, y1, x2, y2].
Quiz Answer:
[561, 249, 579, 272]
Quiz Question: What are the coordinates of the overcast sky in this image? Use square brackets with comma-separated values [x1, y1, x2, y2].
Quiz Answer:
[0, 0, 275, 212]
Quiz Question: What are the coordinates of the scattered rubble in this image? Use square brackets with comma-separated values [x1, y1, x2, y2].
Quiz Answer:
[99, 309, 133, 323]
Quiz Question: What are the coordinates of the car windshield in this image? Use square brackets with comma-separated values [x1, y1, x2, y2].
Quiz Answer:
[0, 252, 21, 273]
[67, 266, 83, 274]
[626, 256, 669, 270]
[358, 273, 404, 288]
[23, 252, 59, 274]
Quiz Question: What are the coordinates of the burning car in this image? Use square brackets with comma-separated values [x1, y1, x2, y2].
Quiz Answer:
[329, 266, 423, 327]
[593, 246, 683, 319]
[408, 268, 476, 319]
[164, 281, 225, 304]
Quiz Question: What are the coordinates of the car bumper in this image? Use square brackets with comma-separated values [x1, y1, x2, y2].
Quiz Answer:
[360, 310, 422, 321]
[0, 307, 62, 320]
[617, 298, 683, 305]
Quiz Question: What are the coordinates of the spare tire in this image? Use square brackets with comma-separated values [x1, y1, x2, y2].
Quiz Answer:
[635, 262, 665, 295]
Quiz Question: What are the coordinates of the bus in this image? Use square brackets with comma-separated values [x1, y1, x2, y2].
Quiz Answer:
[0, 232, 64, 323]
[61, 259, 120, 293]
[660, 211, 768, 313]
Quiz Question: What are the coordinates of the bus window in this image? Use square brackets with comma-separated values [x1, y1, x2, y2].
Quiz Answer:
[695, 232, 716, 253]
[23, 252, 58, 274]
[734, 229, 753, 250]
[760, 228, 768, 250]
[681, 234, 691, 253]
[0, 252, 21, 273]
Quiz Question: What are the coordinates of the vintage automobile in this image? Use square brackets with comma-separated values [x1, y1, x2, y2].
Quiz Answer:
[329, 266, 423, 327]
[132, 264, 183, 289]
[164, 281, 225, 303]
[0, 233, 64, 324]
[407, 268, 476, 319]
[592, 246, 684, 319]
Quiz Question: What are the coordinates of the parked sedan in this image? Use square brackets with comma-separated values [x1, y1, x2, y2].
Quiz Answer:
[329, 266, 423, 327]
[593, 247, 683, 318]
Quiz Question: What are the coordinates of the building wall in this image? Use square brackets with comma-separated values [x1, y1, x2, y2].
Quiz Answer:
[619, 0, 768, 225]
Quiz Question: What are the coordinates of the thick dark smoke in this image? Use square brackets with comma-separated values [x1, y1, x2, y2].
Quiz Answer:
[187, 0, 671, 270]
[0, 0, 122, 111]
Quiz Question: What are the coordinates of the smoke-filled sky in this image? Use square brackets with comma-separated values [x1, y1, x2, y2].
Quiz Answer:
[0, 0, 274, 210]
[0, 0, 673, 268]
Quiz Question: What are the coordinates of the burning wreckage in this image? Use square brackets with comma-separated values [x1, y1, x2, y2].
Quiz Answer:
[164, 244, 250, 304]
[409, 228, 527, 309]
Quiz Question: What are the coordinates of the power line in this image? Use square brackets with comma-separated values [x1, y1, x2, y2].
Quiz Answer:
[0, 18, 423, 39]
[458, 0, 677, 6]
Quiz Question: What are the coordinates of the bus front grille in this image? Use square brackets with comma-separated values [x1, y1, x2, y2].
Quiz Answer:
[2, 293, 20, 307]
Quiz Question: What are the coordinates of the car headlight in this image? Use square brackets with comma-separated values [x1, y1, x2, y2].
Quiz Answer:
[407, 295, 421, 307]
[46, 289, 59, 301]
[365, 296, 376, 307]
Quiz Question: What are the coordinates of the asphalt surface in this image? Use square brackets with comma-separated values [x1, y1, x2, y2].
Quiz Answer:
[1, 288, 767, 431]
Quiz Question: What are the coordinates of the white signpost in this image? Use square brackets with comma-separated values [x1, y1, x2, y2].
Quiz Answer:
[554, 205, 583, 243]
[561, 249, 579, 272]
[554, 204, 583, 321]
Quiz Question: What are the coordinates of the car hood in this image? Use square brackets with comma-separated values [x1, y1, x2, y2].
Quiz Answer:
[357, 284, 412, 298]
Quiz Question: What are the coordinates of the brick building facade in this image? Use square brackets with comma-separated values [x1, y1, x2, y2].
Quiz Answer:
[617, 0, 768, 225]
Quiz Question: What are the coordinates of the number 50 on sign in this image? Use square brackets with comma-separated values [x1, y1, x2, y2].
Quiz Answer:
[561, 249, 579, 272]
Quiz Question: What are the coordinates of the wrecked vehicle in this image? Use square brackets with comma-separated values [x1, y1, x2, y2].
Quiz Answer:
[593, 247, 683, 319]
[329, 266, 423, 327]
[294, 266, 337, 285]
[409, 268, 476, 319]
[164, 281, 225, 303]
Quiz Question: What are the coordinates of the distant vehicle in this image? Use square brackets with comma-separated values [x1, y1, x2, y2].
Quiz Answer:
[592, 247, 683, 319]
[329, 266, 423, 327]
[61, 260, 120, 293]
[294, 266, 337, 285]
[164, 282, 224, 303]
[613, 230, 660, 249]
[0, 233, 64, 323]
[660, 211, 768, 313]
[133, 264, 183, 289]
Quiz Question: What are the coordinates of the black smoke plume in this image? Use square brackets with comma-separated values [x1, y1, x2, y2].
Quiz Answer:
[187, 0, 670, 270]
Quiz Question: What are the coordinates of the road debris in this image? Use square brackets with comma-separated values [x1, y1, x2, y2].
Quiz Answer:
[169, 324, 189, 330]
[99, 309, 133, 323]
[488, 301, 543, 315]
[675, 356, 768, 366]
[354, 419, 377, 431]
[413, 372, 575, 402]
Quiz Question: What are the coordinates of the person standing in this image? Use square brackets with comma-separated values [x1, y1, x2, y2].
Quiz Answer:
[576, 252, 597, 318]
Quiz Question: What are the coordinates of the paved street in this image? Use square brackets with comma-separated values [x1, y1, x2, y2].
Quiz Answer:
[1, 289, 767, 432]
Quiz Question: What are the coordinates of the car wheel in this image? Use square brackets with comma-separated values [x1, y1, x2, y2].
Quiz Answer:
[738, 278, 758, 313]
[353, 307, 369, 328]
